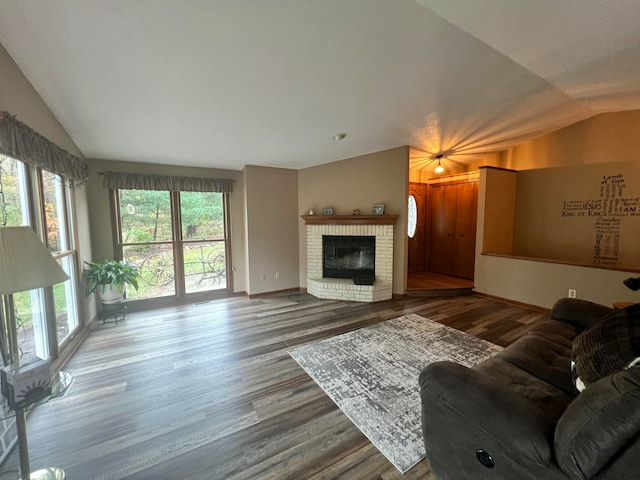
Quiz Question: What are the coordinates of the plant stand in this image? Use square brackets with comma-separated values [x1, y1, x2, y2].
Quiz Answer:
[101, 298, 126, 325]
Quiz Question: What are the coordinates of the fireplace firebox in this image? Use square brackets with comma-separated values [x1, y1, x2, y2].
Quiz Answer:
[322, 235, 375, 285]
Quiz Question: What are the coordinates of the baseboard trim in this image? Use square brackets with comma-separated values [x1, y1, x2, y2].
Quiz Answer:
[406, 288, 473, 298]
[473, 292, 550, 313]
[248, 287, 304, 299]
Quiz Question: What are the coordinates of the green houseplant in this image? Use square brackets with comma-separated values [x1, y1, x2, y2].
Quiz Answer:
[84, 259, 141, 303]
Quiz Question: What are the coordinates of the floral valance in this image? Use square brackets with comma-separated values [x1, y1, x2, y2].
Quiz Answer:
[0, 111, 89, 183]
[101, 171, 234, 193]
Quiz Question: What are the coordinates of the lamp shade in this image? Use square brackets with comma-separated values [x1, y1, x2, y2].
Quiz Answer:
[0, 226, 69, 295]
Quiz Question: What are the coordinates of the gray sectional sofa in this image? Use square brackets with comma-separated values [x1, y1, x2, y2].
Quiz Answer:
[419, 298, 640, 479]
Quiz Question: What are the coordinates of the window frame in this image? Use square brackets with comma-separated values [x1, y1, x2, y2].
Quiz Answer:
[110, 188, 232, 309]
[0, 155, 85, 362]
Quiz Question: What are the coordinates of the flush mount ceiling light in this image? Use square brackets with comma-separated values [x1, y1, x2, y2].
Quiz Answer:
[333, 133, 347, 141]
[434, 154, 445, 174]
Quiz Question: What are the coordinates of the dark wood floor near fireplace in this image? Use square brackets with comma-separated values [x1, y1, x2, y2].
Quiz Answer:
[0, 292, 548, 479]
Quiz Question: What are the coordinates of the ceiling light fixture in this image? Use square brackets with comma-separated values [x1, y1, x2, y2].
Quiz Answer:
[434, 154, 445, 174]
[333, 133, 347, 141]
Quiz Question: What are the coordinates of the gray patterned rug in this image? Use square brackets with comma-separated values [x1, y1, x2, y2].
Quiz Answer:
[289, 313, 503, 473]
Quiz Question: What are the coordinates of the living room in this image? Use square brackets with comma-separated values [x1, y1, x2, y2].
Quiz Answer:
[1, 2, 640, 479]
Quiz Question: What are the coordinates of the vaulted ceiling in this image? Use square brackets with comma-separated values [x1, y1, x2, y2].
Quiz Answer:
[1, 0, 639, 171]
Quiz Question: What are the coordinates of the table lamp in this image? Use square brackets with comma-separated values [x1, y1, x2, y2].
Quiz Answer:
[0, 226, 69, 480]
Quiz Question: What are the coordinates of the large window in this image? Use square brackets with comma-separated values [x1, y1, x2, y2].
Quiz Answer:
[0, 154, 82, 362]
[116, 189, 229, 302]
[42, 170, 80, 346]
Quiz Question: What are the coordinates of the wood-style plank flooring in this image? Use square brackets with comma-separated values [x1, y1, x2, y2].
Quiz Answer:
[406, 272, 474, 291]
[0, 292, 548, 480]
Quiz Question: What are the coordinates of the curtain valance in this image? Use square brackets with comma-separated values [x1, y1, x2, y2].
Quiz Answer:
[0, 111, 89, 183]
[101, 171, 234, 193]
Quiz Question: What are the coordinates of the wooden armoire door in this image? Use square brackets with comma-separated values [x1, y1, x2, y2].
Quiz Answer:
[452, 181, 478, 278]
[408, 183, 429, 273]
[428, 180, 478, 279]
[429, 183, 457, 275]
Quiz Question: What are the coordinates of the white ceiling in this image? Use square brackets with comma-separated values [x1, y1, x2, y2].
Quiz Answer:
[1, 0, 639, 171]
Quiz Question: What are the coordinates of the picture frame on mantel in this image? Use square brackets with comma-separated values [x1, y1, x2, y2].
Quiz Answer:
[373, 204, 384, 215]
[322, 207, 334, 215]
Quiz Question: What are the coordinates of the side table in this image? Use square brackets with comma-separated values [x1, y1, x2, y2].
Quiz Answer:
[101, 298, 127, 324]
[613, 301, 635, 310]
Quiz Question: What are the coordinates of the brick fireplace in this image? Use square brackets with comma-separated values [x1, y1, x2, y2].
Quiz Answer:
[302, 214, 397, 302]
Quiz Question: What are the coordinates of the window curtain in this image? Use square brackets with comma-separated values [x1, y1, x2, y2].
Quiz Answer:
[0, 111, 89, 183]
[102, 171, 234, 193]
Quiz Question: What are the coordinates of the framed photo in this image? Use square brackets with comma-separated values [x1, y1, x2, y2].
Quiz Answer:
[322, 207, 334, 215]
[373, 204, 385, 215]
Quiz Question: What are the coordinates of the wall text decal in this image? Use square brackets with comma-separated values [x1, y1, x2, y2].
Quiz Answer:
[562, 174, 640, 266]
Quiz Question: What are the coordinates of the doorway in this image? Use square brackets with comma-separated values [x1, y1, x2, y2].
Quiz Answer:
[115, 189, 230, 305]
[407, 177, 478, 293]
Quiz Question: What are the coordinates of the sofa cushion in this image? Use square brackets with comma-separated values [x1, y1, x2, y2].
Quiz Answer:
[474, 356, 573, 424]
[571, 303, 640, 390]
[497, 322, 575, 396]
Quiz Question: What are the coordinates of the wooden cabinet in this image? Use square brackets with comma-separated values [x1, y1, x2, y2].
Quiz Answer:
[429, 181, 478, 279]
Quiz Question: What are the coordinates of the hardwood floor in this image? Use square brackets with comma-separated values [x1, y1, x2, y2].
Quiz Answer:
[406, 272, 474, 293]
[0, 292, 549, 480]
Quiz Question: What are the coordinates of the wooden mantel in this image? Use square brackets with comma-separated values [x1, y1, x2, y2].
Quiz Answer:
[301, 214, 398, 225]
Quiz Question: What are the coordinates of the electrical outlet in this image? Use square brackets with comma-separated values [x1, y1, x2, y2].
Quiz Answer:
[275, 272, 280, 279]
[568, 289, 577, 298]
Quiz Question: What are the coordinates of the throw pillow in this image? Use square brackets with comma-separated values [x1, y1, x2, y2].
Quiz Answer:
[571, 303, 640, 392]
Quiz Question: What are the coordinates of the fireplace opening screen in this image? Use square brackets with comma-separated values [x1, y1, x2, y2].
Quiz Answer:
[322, 235, 375, 280]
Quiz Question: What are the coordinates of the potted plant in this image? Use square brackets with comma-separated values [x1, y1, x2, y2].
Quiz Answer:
[84, 259, 141, 304]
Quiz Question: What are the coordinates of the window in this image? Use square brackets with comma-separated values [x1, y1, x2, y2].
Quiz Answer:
[42, 170, 80, 346]
[408, 194, 418, 238]
[116, 188, 229, 302]
[0, 155, 82, 362]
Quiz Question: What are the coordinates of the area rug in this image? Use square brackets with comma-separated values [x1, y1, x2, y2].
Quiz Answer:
[288, 313, 503, 473]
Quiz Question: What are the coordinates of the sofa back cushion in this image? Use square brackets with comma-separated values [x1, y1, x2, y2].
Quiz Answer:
[571, 303, 640, 389]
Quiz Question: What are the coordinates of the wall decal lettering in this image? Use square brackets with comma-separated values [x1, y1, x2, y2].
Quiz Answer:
[562, 173, 640, 266]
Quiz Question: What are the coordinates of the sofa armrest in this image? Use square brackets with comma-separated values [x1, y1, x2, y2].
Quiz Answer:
[555, 368, 640, 479]
[550, 298, 612, 330]
[419, 361, 561, 479]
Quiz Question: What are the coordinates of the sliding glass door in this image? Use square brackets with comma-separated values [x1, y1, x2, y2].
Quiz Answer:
[181, 191, 227, 294]
[116, 189, 229, 302]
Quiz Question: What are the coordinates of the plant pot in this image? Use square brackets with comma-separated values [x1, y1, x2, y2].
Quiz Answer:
[97, 284, 124, 304]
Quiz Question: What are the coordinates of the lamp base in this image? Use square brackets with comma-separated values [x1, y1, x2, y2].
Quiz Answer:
[23, 467, 65, 480]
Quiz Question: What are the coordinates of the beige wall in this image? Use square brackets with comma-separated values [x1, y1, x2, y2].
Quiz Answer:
[480, 167, 516, 255]
[298, 146, 409, 295]
[513, 162, 640, 268]
[0, 42, 95, 320]
[243, 165, 299, 295]
[476, 111, 640, 308]
[501, 110, 640, 170]
[86, 159, 247, 294]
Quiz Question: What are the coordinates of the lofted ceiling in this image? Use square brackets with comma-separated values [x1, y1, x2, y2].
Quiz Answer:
[0, 0, 639, 172]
